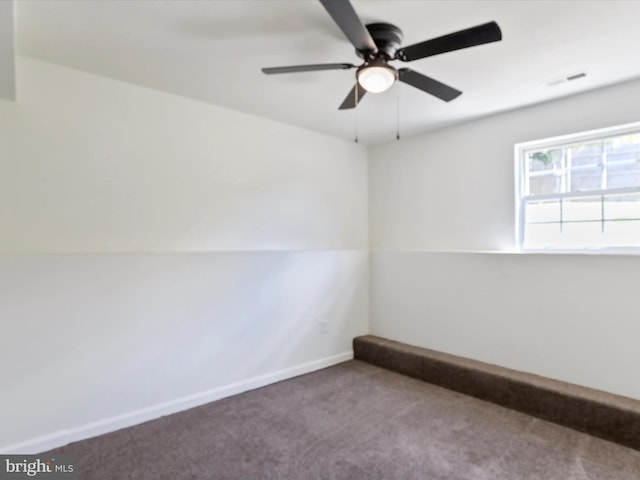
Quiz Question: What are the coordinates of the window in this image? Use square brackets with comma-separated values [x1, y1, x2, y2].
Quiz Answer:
[515, 123, 640, 251]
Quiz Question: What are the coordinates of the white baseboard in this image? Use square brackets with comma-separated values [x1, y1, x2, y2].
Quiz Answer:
[1, 351, 353, 454]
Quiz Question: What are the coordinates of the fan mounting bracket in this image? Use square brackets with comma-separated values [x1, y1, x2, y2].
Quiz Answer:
[356, 23, 404, 60]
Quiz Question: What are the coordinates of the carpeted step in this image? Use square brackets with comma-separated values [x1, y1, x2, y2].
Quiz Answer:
[354, 335, 640, 451]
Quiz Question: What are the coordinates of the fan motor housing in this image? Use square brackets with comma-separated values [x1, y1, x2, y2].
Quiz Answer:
[357, 23, 404, 59]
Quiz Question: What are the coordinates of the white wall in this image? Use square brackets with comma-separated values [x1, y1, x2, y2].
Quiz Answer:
[369, 78, 640, 401]
[5, 51, 639, 455]
[371, 251, 640, 400]
[2, 59, 367, 252]
[370, 78, 640, 252]
[0, 58, 368, 452]
[0, 0, 15, 100]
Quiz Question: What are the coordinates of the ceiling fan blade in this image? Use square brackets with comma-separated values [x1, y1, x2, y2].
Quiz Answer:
[338, 83, 367, 110]
[398, 68, 462, 102]
[262, 63, 355, 74]
[319, 0, 377, 54]
[396, 21, 502, 62]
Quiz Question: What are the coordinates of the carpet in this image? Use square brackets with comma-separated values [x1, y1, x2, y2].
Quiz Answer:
[46, 360, 640, 479]
[354, 335, 640, 451]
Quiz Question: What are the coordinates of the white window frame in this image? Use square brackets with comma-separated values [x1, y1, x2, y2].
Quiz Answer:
[515, 121, 640, 253]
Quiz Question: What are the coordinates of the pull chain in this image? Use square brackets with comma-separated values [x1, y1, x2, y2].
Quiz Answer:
[354, 85, 359, 143]
[396, 83, 401, 141]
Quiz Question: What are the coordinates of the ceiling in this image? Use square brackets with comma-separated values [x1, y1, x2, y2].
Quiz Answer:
[14, 0, 640, 144]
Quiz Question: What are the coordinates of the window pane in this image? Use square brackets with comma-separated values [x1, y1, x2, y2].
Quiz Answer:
[523, 223, 562, 249]
[606, 161, 640, 189]
[605, 132, 640, 158]
[602, 220, 640, 247]
[527, 149, 561, 172]
[560, 221, 604, 247]
[525, 199, 560, 224]
[518, 127, 640, 250]
[603, 193, 640, 220]
[569, 166, 602, 192]
[529, 173, 560, 195]
[568, 140, 602, 167]
[607, 150, 640, 163]
[563, 197, 601, 222]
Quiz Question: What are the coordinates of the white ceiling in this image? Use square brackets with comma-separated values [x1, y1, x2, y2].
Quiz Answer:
[14, 0, 640, 144]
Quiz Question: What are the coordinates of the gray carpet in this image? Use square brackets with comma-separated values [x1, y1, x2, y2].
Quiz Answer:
[48, 360, 640, 479]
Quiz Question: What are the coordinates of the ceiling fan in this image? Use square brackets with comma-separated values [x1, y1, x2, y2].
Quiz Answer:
[262, 0, 502, 109]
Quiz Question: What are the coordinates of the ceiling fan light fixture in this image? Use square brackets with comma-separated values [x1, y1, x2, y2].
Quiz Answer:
[357, 63, 397, 93]
[262, 1, 503, 109]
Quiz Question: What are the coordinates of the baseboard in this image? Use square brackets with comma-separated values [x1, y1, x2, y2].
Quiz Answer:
[354, 335, 640, 451]
[1, 351, 353, 454]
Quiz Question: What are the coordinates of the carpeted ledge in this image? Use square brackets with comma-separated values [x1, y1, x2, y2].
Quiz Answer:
[354, 335, 640, 451]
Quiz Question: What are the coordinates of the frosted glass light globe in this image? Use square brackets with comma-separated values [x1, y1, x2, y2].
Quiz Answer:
[357, 65, 397, 93]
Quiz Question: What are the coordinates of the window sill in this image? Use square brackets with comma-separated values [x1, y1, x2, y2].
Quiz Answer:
[517, 247, 640, 255]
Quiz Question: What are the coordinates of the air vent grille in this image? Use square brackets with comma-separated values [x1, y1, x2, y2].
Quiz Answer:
[547, 72, 587, 87]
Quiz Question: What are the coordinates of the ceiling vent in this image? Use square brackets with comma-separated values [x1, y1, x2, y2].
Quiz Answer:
[547, 72, 587, 87]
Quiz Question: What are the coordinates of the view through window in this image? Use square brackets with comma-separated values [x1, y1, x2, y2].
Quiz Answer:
[516, 124, 640, 250]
